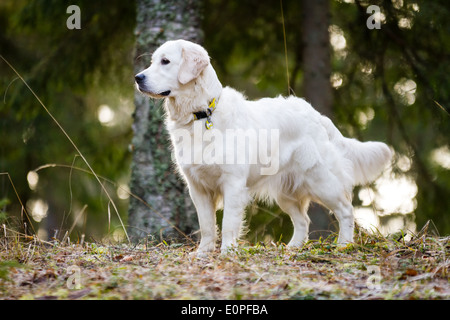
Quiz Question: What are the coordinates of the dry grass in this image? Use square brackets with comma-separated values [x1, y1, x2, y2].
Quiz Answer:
[0, 223, 448, 300]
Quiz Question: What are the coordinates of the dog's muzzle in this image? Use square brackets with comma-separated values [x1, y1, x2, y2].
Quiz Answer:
[134, 73, 171, 97]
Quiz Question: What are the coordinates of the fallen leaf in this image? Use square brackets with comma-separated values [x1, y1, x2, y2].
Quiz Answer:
[400, 268, 419, 279]
[113, 254, 124, 261]
[120, 255, 134, 262]
[405, 269, 418, 277]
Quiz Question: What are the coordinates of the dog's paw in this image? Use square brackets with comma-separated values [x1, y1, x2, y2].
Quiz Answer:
[189, 249, 213, 260]
[337, 242, 354, 251]
[220, 244, 237, 256]
[286, 240, 307, 249]
[337, 236, 354, 247]
[190, 244, 215, 259]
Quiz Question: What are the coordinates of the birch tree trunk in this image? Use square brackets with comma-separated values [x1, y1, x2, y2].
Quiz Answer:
[128, 0, 203, 242]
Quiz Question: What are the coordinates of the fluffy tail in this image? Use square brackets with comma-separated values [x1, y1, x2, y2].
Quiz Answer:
[319, 115, 392, 185]
[343, 138, 392, 185]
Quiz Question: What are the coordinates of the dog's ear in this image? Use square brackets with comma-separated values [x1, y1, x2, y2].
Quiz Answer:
[178, 44, 210, 85]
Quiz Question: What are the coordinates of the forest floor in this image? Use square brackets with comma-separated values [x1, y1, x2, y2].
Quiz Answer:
[0, 224, 449, 300]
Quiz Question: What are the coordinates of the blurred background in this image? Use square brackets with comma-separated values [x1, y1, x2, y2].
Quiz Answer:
[1, 0, 449, 244]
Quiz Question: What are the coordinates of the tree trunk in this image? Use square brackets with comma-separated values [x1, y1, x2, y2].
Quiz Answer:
[301, 0, 333, 116]
[301, 0, 337, 239]
[128, 0, 203, 242]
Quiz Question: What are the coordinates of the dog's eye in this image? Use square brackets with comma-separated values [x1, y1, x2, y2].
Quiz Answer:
[161, 58, 170, 65]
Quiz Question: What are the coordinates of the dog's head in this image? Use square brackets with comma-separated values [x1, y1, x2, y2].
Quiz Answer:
[135, 40, 210, 98]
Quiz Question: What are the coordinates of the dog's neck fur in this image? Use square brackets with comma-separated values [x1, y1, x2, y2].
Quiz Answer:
[164, 64, 223, 126]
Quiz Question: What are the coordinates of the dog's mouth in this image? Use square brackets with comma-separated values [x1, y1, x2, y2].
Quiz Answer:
[137, 85, 171, 98]
[159, 90, 171, 97]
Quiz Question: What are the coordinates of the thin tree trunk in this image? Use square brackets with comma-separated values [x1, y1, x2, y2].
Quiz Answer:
[128, 0, 203, 242]
[301, 0, 333, 116]
[301, 0, 337, 239]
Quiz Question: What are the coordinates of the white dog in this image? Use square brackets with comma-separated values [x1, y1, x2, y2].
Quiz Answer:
[135, 39, 392, 254]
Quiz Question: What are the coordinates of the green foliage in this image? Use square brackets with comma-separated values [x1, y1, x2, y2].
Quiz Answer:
[0, 260, 23, 282]
[1, 0, 136, 238]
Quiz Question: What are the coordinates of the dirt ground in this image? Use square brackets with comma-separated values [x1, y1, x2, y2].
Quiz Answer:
[0, 226, 448, 300]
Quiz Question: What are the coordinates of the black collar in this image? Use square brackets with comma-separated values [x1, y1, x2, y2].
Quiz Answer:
[193, 98, 217, 129]
[193, 109, 212, 120]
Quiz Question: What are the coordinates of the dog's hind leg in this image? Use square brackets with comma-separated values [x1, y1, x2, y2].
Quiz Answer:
[307, 166, 354, 245]
[328, 199, 354, 245]
[277, 195, 310, 247]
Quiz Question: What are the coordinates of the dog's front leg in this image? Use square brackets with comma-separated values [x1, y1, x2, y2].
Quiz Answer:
[186, 180, 217, 255]
[220, 178, 249, 254]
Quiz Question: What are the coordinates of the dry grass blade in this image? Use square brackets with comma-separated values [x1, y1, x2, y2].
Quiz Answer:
[68, 205, 88, 239]
[280, 0, 290, 95]
[433, 100, 450, 115]
[0, 172, 36, 236]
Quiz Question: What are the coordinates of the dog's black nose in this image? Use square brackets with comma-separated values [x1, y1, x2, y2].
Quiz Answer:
[135, 73, 145, 83]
